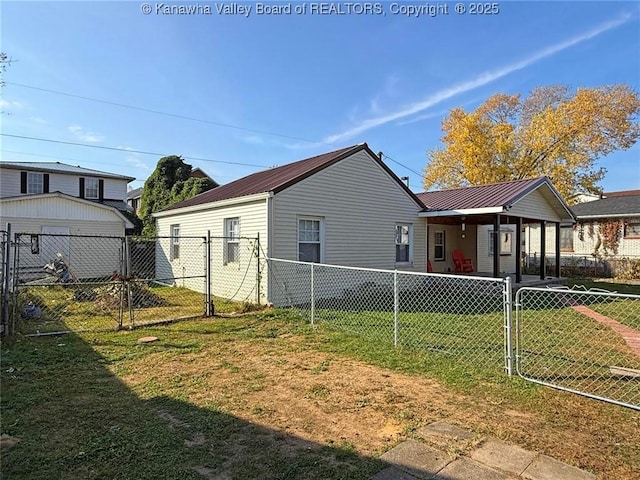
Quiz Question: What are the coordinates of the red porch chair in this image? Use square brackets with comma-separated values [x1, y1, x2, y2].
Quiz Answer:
[452, 249, 473, 273]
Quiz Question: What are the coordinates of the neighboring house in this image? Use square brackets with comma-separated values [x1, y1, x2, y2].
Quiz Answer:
[127, 168, 219, 216]
[0, 161, 135, 277]
[154, 144, 575, 303]
[525, 189, 640, 270]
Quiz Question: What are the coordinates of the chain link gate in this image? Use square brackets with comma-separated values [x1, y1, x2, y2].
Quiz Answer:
[515, 286, 640, 410]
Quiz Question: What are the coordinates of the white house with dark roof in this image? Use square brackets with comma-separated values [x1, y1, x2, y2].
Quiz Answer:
[0, 161, 135, 277]
[525, 189, 640, 271]
[153, 144, 575, 303]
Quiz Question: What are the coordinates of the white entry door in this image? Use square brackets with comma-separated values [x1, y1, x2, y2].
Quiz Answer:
[41, 226, 70, 264]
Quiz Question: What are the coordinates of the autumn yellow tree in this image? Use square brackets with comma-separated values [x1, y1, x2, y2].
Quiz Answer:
[424, 85, 640, 200]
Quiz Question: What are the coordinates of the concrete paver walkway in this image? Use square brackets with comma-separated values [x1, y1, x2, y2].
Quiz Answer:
[370, 422, 595, 480]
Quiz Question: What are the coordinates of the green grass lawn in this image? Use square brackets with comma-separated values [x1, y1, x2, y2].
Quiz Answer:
[2, 313, 639, 479]
[14, 283, 260, 335]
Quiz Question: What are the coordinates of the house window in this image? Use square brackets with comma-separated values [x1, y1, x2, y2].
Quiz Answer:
[434, 231, 445, 261]
[560, 225, 574, 251]
[489, 230, 513, 256]
[85, 178, 99, 199]
[170, 225, 180, 261]
[225, 218, 240, 264]
[395, 224, 412, 264]
[298, 217, 323, 263]
[27, 172, 44, 194]
[624, 222, 640, 238]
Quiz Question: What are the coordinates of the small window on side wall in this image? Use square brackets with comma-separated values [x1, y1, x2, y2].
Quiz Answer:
[170, 225, 180, 261]
[489, 230, 512, 256]
[298, 217, 322, 263]
[395, 224, 412, 264]
[225, 218, 240, 264]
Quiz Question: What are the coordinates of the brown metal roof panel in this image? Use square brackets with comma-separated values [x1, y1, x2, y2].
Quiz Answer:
[163, 144, 363, 211]
[417, 177, 546, 211]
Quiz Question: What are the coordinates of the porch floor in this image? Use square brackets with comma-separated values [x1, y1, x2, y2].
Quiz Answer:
[471, 272, 567, 290]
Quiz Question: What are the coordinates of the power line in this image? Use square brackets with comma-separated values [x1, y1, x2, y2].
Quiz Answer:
[6, 81, 329, 146]
[0, 133, 270, 169]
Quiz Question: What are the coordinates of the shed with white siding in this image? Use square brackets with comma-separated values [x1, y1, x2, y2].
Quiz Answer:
[1, 192, 133, 278]
[154, 144, 426, 304]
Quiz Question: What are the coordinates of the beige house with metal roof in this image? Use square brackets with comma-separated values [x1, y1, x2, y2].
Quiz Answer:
[154, 144, 575, 303]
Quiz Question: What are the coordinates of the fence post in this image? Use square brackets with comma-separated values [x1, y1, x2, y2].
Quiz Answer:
[1, 223, 11, 336]
[255, 233, 261, 305]
[205, 231, 212, 316]
[394, 270, 399, 348]
[310, 262, 315, 326]
[504, 276, 514, 376]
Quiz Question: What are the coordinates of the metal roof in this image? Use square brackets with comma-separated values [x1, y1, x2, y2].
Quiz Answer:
[164, 144, 423, 212]
[0, 161, 135, 181]
[571, 193, 640, 218]
[417, 177, 549, 211]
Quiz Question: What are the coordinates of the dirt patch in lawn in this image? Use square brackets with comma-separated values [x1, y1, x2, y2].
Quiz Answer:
[116, 326, 639, 480]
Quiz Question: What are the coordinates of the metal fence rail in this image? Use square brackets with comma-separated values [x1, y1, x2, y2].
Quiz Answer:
[515, 287, 640, 410]
[9, 232, 261, 335]
[268, 258, 512, 375]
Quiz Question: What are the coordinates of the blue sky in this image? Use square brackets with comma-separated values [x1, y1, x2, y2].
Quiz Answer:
[1, 1, 639, 193]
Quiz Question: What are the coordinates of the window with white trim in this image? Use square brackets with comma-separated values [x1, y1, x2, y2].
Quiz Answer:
[170, 225, 180, 261]
[624, 222, 640, 238]
[395, 224, 412, 264]
[85, 178, 99, 199]
[489, 230, 513, 256]
[27, 172, 44, 194]
[434, 231, 445, 261]
[225, 217, 240, 264]
[298, 217, 322, 263]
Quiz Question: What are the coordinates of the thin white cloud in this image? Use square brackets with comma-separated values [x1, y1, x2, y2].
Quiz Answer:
[68, 124, 104, 143]
[118, 145, 150, 170]
[0, 99, 24, 109]
[323, 13, 632, 144]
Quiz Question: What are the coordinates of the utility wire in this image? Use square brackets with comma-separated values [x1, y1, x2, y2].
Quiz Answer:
[5, 81, 431, 184]
[5, 81, 328, 146]
[0, 133, 270, 169]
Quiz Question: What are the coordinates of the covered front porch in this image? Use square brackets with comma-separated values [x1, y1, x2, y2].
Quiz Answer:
[417, 177, 576, 284]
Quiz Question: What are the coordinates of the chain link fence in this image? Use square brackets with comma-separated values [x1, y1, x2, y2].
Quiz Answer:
[516, 287, 640, 410]
[268, 258, 512, 375]
[9, 232, 261, 335]
[1, 229, 9, 335]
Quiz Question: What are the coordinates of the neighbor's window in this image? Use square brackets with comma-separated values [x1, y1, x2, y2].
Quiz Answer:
[298, 217, 322, 263]
[434, 231, 445, 261]
[225, 217, 240, 264]
[27, 172, 44, 194]
[395, 224, 412, 263]
[170, 225, 180, 261]
[489, 230, 513, 256]
[624, 222, 640, 238]
[85, 178, 99, 199]
[560, 225, 574, 251]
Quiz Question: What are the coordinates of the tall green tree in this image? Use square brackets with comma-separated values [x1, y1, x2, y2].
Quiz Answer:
[139, 156, 215, 236]
[424, 85, 640, 200]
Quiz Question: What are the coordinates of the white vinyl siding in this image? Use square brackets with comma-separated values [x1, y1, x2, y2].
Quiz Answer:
[0, 197, 128, 279]
[272, 150, 425, 271]
[155, 198, 267, 302]
[477, 225, 516, 274]
[0, 168, 129, 201]
[509, 188, 563, 222]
